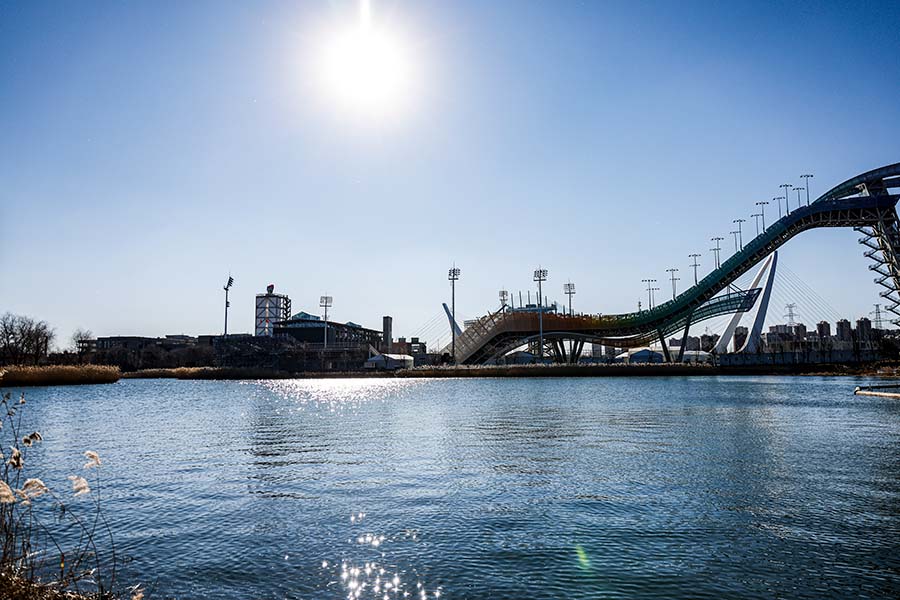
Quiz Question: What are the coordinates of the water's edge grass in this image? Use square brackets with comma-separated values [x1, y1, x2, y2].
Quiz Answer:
[0, 365, 121, 387]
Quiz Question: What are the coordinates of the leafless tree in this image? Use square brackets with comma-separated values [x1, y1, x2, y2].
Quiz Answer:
[0, 312, 55, 365]
[71, 327, 94, 353]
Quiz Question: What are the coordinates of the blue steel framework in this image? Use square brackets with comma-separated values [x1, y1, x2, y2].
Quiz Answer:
[446, 163, 900, 364]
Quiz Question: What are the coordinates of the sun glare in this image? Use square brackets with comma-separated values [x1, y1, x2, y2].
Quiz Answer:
[318, 2, 414, 117]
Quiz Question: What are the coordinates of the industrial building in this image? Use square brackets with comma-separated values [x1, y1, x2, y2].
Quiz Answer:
[255, 284, 291, 337]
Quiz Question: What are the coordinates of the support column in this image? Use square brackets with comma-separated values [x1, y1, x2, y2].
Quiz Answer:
[677, 311, 693, 363]
[658, 329, 672, 363]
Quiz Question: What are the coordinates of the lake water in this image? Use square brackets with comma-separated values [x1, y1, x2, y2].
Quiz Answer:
[9, 376, 900, 599]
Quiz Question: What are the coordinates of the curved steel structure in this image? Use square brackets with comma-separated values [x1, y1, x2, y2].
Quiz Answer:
[449, 162, 900, 365]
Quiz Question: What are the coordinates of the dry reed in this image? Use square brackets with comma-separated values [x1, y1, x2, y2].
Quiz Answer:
[0, 366, 121, 387]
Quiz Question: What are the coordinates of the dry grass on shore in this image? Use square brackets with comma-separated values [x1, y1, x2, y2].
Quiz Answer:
[123, 366, 294, 380]
[0, 365, 121, 387]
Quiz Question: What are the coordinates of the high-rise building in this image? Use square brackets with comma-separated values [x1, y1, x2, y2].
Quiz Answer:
[791, 323, 807, 340]
[255, 284, 291, 337]
[382, 316, 393, 351]
[856, 317, 873, 341]
[817, 321, 831, 339]
[836, 319, 852, 342]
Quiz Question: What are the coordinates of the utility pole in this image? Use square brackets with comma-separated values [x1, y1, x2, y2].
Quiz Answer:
[755, 201, 769, 230]
[223, 275, 234, 336]
[800, 174, 814, 205]
[564, 282, 576, 316]
[448, 266, 460, 362]
[666, 268, 680, 300]
[319, 295, 333, 349]
[711, 237, 724, 269]
[733, 218, 746, 250]
[689, 253, 701, 285]
[780, 184, 793, 214]
[642, 279, 656, 310]
[534, 268, 548, 360]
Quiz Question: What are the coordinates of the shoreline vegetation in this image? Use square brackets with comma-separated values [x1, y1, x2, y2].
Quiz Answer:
[123, 362, 899, 380]
[0, 365, 120, 387]
[1, 362, 897, 388]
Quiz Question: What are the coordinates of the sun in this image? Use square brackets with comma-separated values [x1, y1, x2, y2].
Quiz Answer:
[318, 2, 414, 117]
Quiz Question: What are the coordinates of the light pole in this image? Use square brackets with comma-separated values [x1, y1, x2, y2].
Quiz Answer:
[733, 218, 746, 250]
[774, 196, 785, 219]
[319, 295, 333, 349]
[689, 253, 701, 285]
[755, 201, 769, 230]
[800, 174, 814, 205]
[730, 230, 740, 253]
[666, 268, 679, 300]
[751, 212, 762, 236]
[448, 267, 460, 362]
[651, 287, 660, 309]
[223, 275, 234, 336]
[642, 278, 656, 309]
[793, 186, 804, 211]
[534, 268, 548, 359]
[564, 282, 576, 316]
[780, 184, 792, 214]
[499, 289, 509, 311]
[711, 237, 724, 269]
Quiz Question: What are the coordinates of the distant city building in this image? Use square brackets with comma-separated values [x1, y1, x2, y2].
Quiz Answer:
[856, 317, 873, 341]
[700, 333, 719, 352]
[255, 284, 291, 337]
[733, 326, 748, 351]
[684, 336, 701, 351]
[791, 323, 807, 339]
[817, 321, 832, 339]
[836, 319, 852, 342]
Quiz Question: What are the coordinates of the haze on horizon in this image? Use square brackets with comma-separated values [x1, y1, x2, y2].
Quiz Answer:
[2, 0, 899, 349]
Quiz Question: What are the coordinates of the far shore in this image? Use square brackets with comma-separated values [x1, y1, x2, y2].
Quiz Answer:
[2, 362, 897, 388]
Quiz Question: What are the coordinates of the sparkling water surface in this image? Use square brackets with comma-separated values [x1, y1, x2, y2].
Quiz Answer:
[9, 376, 900, 599]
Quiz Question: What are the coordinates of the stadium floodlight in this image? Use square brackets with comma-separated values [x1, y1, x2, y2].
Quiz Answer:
[448, 266, 461, 362]
[223, 275, 234, 336]
[534, 268, 548, 359]
[320, 295, 333, 349]
[563, 282, 576, 316]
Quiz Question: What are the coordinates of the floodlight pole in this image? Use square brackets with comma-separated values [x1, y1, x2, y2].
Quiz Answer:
[711, 237, 724, 269]
[800, 174, 814, 205]
[666, 268, 679, 300]
[780, 184, 792, 214]
[755, 201, 769, 230]
[534, 268, 548, 359]
[689, 253, 701, 285]
[223, 276, 234, 336]
[449, 266, 460, 363]
[319, 295, 333, 349]
[733, 218, 746, 250]
[774, 196, 785, 219]
[751, 213, 762, 236]
[793, 187, 804, 211]
[564, 282, 576, 316]
[642, 278, 656, 310]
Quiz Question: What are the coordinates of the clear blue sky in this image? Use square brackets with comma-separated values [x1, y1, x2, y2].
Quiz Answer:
[2, 0, 899, 349]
